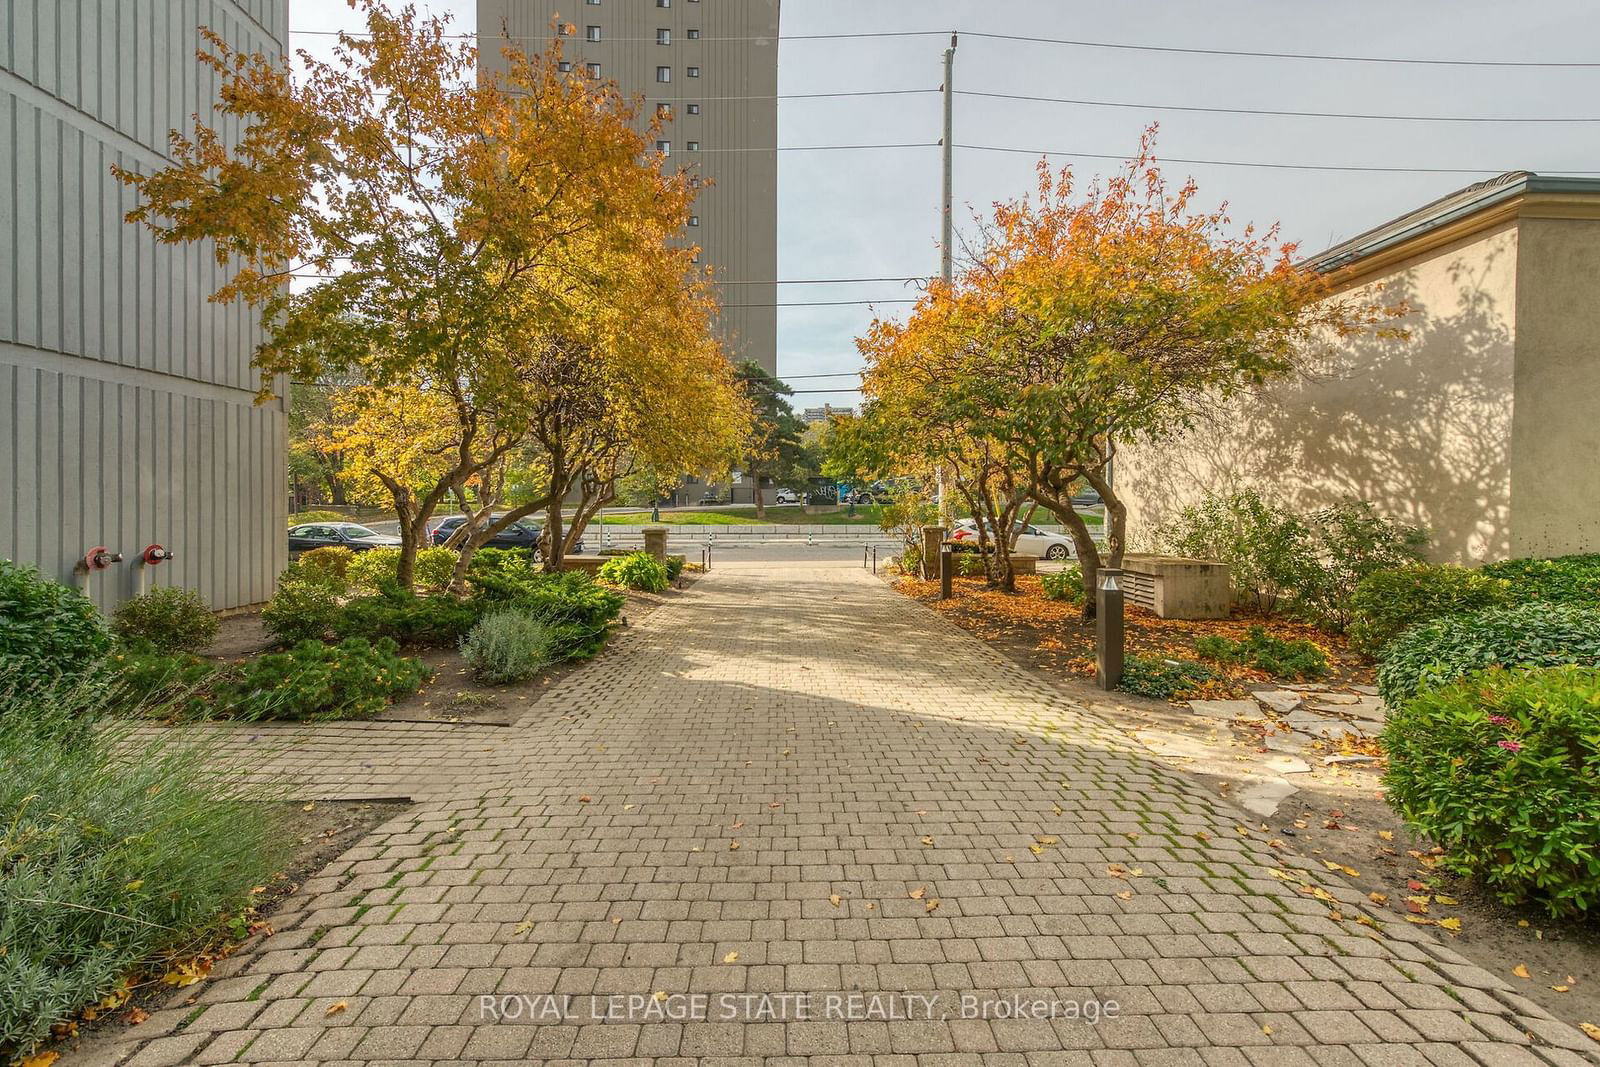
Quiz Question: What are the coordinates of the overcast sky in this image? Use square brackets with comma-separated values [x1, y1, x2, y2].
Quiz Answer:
[291, 1, 1600, 408]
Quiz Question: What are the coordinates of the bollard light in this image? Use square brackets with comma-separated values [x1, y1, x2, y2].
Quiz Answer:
[1095, 567, 1125, 690]
[939, 544, 954, 600]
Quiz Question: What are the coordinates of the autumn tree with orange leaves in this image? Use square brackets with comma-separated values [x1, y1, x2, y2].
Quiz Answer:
[858, 130, 1404, 613]
[116, 0, 741, 587]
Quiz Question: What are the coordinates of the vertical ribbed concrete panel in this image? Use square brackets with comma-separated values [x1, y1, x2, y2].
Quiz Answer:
[2, 0, 288, 611]
[478, 0, 779, 374]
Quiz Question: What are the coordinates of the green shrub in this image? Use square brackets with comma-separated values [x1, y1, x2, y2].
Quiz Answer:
[468, 570, 623, 659]
[666, 554, 686, 582]
[287, 509, 345, 526]
[1377, 602, 1600, 708]
[1193, 625, 1329, 680]
[1118, 655, 1218, 699]
[1162, 489, 1314, 613]
[347, 547, 401, 593]
[212, 637, 429, 721]
[331, 587, 484, 647]
[414, 546, 459, 592]
[1040, 565, 1084, 604]
[467, 546, 539, 578]
[1482, 554, 1600, 605]
[461, 611, 559, 684]
[0, 679, 285, 1053]
[954, 552, 986, 577]
[598, 551, 669, 593]
[1348, 565, 1514, 658]
[0, 559, 110, 682]
[261, 569, 343, 645]
[1382, 665, 1600, 915]
[1295, 500, 1429, 631]
[110, 586, 218, 653]
[297, 545, 355, 587]
[108, 640, 219, 715]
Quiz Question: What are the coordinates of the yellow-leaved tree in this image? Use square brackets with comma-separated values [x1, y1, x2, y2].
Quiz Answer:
[115, 0, 741, 587]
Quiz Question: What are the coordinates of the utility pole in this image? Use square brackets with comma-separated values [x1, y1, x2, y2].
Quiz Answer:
[936, 32, 957, 526]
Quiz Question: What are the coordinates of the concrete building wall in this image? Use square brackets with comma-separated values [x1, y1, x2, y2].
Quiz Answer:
[1509, 215, 1600, 558]
[478, 0, 779, 373]
[1117, 223, 1521, 565]
[1, 0, 289, 610]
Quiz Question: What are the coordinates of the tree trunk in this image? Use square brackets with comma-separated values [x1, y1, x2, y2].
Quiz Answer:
[750, 463, 764, 518]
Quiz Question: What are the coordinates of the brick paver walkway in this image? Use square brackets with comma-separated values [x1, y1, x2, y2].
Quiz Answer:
[89, 563, 1596, 1066]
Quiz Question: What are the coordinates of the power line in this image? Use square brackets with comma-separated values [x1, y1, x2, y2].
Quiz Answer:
[955, 89, 1600, 124]
[955, 144, 1600, 176]
[292, 27, 1600, 67]
[958, 30, 1600, 68]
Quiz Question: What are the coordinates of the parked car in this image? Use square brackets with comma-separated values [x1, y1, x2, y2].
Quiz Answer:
[844, 489, 879, 505]
[698, 494, 725, 506]
[288, 522, 403, 554]
[429, 515, 585, 554]
[1070, 488, 1102, 508]
[773, 487, 802, 505]
[949, 519, 1075, 560]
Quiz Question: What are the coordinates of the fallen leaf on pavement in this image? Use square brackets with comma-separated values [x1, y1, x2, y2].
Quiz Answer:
[723, 951, 739, 963]
[326, 1001, 348, 1016]
[1513, 964, 1532, 979]
[909, 887, 926, 900]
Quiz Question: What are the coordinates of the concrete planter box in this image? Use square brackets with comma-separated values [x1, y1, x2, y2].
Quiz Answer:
[1120, 553, 1232, 620]
[558, 556, 609, 576]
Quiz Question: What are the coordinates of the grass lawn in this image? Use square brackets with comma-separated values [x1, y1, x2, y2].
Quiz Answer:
[601, 505, 891, 526]
[599, 505, 1103, 527]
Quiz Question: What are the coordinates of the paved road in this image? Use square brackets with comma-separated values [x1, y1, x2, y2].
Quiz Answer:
[88, 563, 1593, 1065]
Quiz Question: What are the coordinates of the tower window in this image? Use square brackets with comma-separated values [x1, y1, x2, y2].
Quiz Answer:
[687, 66, 700, 77]
[656, 103, 672, 117]
[656, 28, 671, 44]
[686, 103, 700, 115]
[586, 25, 601, 41]
[656, 0, 670, 7]
[656, 66, 671, 82]
[689, 215, 700, 226]
[687, 141, 699, 151]
[687, 28, 700, 39]
[558, 61, 572, 72]
[585, 61, 601, 78]
[656, 140, 672, 155]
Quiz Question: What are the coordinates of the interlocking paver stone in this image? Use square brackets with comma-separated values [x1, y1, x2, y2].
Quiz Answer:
[76, 563, 1597, 1064]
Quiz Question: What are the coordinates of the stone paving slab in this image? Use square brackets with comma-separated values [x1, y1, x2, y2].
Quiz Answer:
[78, 563, 1597, 1065]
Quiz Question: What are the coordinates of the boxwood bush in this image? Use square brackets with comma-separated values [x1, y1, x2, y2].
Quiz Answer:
[331, 586, 484, 647]
[110, 586, 219, 653]
[1382, 665, 1600, 914]
[1040, 565, 1085, 604]
[0, 559, 110, 682]
[347, 546, 401, 593]
[261, 566, 344, 645]
[467, 569, 624, 659]
[296, 545, 355, 587]
[1347, 564, 1513, 658]
[1482, 553, 1600, 605]
[1376, 602, 1600, 708]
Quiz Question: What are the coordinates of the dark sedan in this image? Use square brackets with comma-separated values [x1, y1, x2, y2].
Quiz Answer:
[429, 515, 586, 555]
[288, 522, 403, 554]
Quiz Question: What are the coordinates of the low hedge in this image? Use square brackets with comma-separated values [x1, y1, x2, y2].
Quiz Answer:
[331, 586, 483, 647]
[110, 586, 218, 654]
[1376, 602, 1600, 708]
[1347, 564, 1513, 658]
[1382, 665, 1600, 915]
[1482, 553, 1600, 605]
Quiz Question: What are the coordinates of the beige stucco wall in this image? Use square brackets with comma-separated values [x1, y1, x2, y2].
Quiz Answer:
[1507, 216, 1600, 558]
[1118, 221, 1520, 564]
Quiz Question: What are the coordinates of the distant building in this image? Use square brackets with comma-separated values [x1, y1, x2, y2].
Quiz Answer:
[477, 0, 778, 375]
[1, 2, 289, 610]
[802, 403, 854, 424]
[1118, 172, 1600, 564]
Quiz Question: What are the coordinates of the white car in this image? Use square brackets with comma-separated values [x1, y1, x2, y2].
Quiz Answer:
[950, 519, 1075, 560]
[773, 487, 802, 505]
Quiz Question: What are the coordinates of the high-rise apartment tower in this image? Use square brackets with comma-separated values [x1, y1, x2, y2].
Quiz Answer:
[477, 0, 779, 374]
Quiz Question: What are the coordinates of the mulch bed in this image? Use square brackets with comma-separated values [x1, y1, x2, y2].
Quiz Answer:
[895, 572, 1374, 694]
